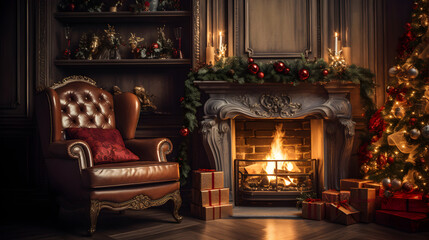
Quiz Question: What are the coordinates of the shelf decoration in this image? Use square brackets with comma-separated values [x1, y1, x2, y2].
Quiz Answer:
[107, 0, 123, 12]
[75, 33, 98, 60]
[58, 0, 104, 12]
[133, 85, 157, 112]
[147, 25, 174, 59]
[176, 56, 376, 185]
[133, 0, 159, 12]
[99, 24, 123, 59]
[62, 26, 72, 59]
[157, 0, 181, 11]
[129, 33, 146, 58]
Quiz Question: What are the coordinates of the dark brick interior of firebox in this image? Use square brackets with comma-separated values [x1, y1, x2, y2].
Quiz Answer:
[235, 119, 311, 162]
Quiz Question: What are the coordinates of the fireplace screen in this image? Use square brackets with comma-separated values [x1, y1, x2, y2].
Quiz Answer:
[234, 159, 318, 205]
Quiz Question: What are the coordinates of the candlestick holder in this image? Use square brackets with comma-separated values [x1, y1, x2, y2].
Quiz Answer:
[174, 27, 183, 59]
[215, 43, 227, 62]
[63, 26, 72, 59]
[328, 48, 346, 72]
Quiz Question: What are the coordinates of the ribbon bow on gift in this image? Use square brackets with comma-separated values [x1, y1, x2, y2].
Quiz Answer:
[305, 198, 321, 203]
[198, 169, 215, 172]
[335, 199, 351, 210]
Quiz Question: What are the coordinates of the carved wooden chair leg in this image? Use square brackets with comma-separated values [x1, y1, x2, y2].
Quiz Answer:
[172, 190, 183, 223]
[89, 200, 101, 235]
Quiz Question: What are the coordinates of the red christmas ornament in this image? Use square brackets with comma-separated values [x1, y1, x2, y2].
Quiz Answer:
[284, 67, 290, 74]
[409, 118, 417, 125]
[257, 71, 264, 79]
[179, 97, 185, 103]
[144, 1, 150, 7]
[248, 58, 254, 64]
[387, 156, 394, 164]
[152, 43, 159, 49]
[322, 69, 329, 76]
[396, 92, 406, 102]
[405, 23, 412, 31]
[69, 3, 75, 11]
[377, 155, 387, 169]
[273, 61, 286, 73]
[298, 69, 310, 80]
[180, 127, 189, 137]
[248, 63, 259, 74]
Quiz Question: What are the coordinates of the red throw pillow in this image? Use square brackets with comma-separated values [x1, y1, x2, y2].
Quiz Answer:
[65, 128, 139, 164]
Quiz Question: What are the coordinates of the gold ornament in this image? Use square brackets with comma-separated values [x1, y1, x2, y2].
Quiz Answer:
[133, 85, 157, 112]
[361, 164, 370, 174]
[129, 33, 144, 54]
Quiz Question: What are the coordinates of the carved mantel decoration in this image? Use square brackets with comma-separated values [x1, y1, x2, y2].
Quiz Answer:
[196, 81, 356, 199]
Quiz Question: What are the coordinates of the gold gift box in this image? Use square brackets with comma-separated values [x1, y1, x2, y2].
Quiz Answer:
[192, 188, 230, 207]
[327, 203, 360, 225]
[192, 170, 224, 190]
[350, 188, 376, 222]
[191, 203, 233, 220]
[340, 179, 373, 191]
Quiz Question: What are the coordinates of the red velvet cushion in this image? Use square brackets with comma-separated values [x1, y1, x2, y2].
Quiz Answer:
[65, 128, 139, 164]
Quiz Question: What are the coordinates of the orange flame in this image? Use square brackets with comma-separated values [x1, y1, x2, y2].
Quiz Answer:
[264, 124, 300, 186]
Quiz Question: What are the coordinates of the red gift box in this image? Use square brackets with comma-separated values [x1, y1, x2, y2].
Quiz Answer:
[302, 200, 326, 220]
[375, 210, 429, 233]
[381, 192, 429, 213]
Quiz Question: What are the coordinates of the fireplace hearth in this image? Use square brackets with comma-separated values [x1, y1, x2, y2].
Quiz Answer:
[196, 81, 356, 206]
[235, 159, 318, 206]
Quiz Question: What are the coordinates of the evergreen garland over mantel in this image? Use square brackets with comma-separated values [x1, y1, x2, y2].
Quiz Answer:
[176, 56, 376, 185]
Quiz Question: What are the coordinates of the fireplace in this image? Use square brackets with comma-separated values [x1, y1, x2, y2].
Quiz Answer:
[196, 81, 356, 206]
[234, 119, 319, 206]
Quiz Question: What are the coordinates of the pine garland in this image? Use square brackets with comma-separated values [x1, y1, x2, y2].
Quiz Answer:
[177, 56, 376, 185]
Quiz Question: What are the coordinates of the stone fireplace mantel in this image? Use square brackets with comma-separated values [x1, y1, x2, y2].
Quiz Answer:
[196, 81, 356, 198]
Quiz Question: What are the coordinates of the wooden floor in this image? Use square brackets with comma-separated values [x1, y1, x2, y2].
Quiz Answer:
[1, 205, 428, 240]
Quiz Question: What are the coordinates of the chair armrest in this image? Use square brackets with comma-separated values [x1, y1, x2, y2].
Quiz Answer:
[124, 138, 173, 162]
[47, 140, 93, 169]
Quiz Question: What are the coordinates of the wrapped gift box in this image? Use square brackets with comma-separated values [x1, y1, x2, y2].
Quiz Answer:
[408, 198, 429, 213]
[340, 179, 373, 191]
[340, 190, 350, 202]
[302, 200, 326, 220]
[375, 210, 429, 233]
[191, 203, 233, 220]
[381, 192, 429, 213]
[192, 170, 224, 190]
[326, 202, 360, 225]
[192, 188, 229, 207]
[363, 182, 383, 196]
[322, 190, 339, 203]
[350, 188, 376, 222]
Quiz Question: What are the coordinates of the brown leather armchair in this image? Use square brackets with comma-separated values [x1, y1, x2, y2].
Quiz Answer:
[36, 76, 182, 234]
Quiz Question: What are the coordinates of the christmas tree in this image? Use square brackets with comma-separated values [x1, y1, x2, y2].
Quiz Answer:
[360, 0, 429, 196]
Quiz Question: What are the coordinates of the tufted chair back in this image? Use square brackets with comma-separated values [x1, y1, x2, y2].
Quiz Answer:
[55, 81, 115, 131]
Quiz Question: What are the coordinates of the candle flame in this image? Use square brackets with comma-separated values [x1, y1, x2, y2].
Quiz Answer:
[335, 32, 338, 37]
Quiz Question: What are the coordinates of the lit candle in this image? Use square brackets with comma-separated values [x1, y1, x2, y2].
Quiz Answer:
[334, 32, 338, 55]
[219, 31, 222, 50]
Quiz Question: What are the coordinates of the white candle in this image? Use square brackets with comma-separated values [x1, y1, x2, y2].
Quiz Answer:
[219, 31, 222, 50]
[334, 32, 338, 55]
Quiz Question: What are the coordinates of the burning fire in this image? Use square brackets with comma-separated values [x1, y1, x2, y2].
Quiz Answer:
[264, 124, 300, 186]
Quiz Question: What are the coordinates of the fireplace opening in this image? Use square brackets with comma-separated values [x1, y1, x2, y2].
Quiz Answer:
[234, 119, 318, 206]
